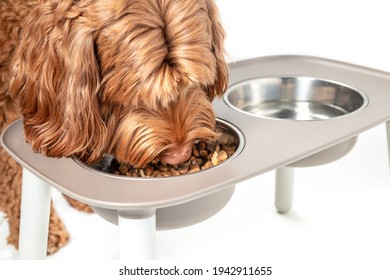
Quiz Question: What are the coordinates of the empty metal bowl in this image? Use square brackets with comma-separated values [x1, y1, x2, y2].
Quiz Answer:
[224, 76, 368, 167]
[224, 76, 367, 121]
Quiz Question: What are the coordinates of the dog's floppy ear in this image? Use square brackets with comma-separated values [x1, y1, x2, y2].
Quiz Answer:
[9, 2, 107, 163]
[205, 0, 228, 100]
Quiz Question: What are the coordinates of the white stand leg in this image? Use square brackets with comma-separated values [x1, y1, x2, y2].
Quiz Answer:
[118, 210, 156, 260]
[386, 121, 390, 173]
[19, 168, 52, 259]
[275, 167, 294, 213]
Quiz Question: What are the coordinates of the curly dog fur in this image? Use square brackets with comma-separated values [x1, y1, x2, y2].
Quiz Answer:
[1, 0, 227, 255]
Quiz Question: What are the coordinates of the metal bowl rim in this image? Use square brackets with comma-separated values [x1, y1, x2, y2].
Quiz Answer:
[223, 75, 369, 122]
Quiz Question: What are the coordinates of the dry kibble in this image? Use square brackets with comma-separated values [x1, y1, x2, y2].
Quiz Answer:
[110, 135, 237, 177]
[201, 161, 213, 170]
[188, 166, 201, 173]
[194, 158, 202, 165]
[198, 140, 206, 151]
[118, 164, 129, 174]
[189, 156, 197, 163]
[217, 150, 228, 161]
[199, 150, 208, 158]
[222, 144, 236, 156]
[192, 149, 200, 157]
[170, 168, 181, 176]
[211, 151, 219, 166]
[158, 165, 169, 172]
[189, 163, 200, 170]
[145, 166, 153, 177]
[162, 171, 172, 177]
[178, 165, 189, 174]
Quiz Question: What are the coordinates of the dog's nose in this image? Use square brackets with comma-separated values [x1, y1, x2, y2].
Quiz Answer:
[161, 145, 192, 165]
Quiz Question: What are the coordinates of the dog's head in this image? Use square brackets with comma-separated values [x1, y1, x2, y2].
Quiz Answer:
[9, 0, 227, 167]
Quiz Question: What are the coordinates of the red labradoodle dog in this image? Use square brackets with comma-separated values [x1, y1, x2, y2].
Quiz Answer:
[0, 0, 227, 255]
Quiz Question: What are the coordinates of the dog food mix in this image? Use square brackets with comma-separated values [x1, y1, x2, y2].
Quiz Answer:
[113, 140, 236, 177]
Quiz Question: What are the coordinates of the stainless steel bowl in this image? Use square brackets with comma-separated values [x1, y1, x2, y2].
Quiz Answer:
[224, 77, 367, 121]
[224, 76, 368, 167]
[81, 119, 244, 230]
[84, 119, 243, 178]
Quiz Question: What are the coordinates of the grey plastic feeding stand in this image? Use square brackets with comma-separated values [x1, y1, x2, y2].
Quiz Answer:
[2, 55, 390, 260]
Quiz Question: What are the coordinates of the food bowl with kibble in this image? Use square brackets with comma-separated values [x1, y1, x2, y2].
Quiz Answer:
[74, 118, 245, 229]
[88, 120, 239, 178]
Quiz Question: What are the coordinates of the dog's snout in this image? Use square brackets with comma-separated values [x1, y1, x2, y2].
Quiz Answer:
[161, 145, 192, 165]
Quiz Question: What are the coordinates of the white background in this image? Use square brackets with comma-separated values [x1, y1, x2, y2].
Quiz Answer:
[1, 1, 390, 279]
